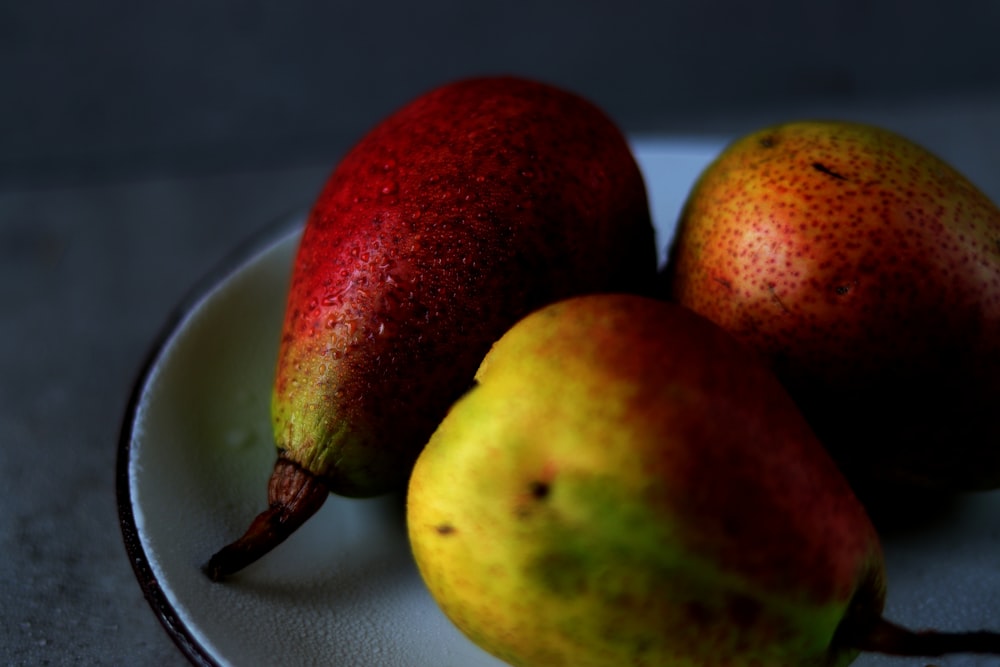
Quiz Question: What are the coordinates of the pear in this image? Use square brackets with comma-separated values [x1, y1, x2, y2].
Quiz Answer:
[204, 76, 657, 580]
[662, 120, 1000, 493]
[407, 293, 1000, 667]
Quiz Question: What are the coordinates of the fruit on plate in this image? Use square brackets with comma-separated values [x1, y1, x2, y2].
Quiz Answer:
[661, 120, 1000, 493]
[407, 293, 1000, 666]
[204, 75, 658, 580]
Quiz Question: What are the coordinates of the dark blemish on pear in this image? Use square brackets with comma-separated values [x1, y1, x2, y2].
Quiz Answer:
[767, 283, 791, 313]
[812, 162, 849, 181]
[514, 480, 552, 519]
[834, 280, 857, 296]
[529, 480, 550, 500]
[713, 276, 733, 291]
[435, 523, 456, 536]
[759, 135, 777, 148]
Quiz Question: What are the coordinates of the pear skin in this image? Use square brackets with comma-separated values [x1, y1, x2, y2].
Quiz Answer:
[407, 294, 1000, 666]
[662, 120, 1000, 493]
[409, 294, 884, 667]
[205, 77, 657, 580]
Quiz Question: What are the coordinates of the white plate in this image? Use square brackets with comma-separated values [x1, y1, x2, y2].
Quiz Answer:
[118, 139, 1000, 667]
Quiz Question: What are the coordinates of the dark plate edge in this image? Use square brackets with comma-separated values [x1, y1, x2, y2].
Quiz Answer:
[115, 209, 305, 667]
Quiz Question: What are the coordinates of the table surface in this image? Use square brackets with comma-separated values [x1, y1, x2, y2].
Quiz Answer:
[4, 94, 1000, 666]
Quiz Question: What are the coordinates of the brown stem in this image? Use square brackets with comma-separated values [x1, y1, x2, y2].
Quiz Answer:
[844, 616, 1000, 657]
[203, 456, 329, 582]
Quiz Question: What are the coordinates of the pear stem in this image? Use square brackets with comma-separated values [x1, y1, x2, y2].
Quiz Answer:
[849, 616, 1000, 657]
[203, 456, 329, 582]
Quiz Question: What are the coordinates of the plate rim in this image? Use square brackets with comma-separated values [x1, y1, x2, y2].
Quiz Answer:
[115, 210, 305, 667]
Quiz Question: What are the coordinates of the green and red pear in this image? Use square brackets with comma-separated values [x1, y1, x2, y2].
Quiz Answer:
[408, 293, 1000, 666]
[205, 76, 657, 580]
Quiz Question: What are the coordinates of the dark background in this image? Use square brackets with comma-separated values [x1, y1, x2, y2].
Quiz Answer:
[5, 1, 1000, 189]
[3, 2, 1000, 665]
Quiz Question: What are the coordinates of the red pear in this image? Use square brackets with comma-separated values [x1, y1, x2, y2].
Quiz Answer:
[205, 76, 657, 580]
[662, 120, 1000, 494]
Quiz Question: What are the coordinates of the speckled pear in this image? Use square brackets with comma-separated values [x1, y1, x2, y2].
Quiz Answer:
[204, 76, 657, 580]
[407, 294, 1000, 666]
[662, 120, 1000, 493]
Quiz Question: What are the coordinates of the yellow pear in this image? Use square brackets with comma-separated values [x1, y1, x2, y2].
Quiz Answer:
[408, 294, 999, 666]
